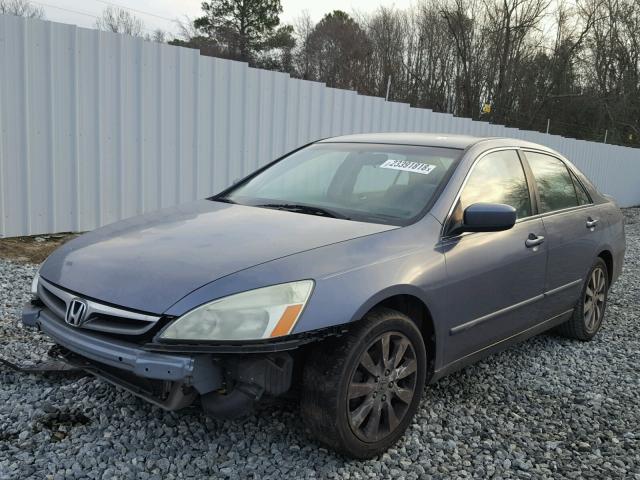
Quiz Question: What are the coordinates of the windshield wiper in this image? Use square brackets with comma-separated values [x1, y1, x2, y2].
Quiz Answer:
[256, 203, 349, 220]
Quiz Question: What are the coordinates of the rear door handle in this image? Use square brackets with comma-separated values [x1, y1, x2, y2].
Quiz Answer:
[586, 218, 599, 229]
[525, 234, 545, 248]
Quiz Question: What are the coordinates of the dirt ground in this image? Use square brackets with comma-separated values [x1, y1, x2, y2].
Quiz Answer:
[0, 233, 79, 264]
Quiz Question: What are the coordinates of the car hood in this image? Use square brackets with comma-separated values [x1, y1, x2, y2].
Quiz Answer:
[39, 200, 396, 314]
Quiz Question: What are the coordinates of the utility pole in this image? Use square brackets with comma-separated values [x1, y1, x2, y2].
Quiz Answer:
[385, 76, 392, 101]
[603, 129, 608, 144]
[546, 119, 550, 134]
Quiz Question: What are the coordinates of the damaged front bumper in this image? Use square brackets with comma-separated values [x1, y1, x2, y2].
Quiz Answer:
[22, 303, 297, 416]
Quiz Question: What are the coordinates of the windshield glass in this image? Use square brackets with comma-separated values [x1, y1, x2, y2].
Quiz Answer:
[218, 143, 462, 225]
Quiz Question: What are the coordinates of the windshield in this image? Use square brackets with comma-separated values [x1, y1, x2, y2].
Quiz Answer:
[217, 143, 461, 225]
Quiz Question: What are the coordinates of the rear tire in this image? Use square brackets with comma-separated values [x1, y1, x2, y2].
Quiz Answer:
[300, 307, 427, 459]
[557, 257, 609, 341]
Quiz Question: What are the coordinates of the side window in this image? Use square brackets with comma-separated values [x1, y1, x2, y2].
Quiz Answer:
[460, 150, 532, 219]
[570, 171, 592, 205]
[526, 153, 579, 213]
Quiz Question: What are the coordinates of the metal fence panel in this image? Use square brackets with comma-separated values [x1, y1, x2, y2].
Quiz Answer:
[1, 14, 639, 237]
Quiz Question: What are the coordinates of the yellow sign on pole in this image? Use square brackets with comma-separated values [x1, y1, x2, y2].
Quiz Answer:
[482, 103, 491, 114]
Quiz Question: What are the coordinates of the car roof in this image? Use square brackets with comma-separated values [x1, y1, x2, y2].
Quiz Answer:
[318, 132, 548, 152]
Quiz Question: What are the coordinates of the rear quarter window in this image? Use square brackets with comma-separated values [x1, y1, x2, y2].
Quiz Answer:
[570, 170, 592, 205]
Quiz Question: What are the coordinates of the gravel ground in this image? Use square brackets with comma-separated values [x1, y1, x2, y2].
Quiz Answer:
[1, 210, 639, 480]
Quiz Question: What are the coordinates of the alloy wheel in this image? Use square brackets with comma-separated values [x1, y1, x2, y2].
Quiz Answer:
[584, 267, 606, 332]
[347, 332, 418, 443]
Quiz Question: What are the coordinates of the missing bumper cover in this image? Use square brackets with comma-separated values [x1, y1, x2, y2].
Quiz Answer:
[23, 303, 296, 417]
[51, 346, 197, 411]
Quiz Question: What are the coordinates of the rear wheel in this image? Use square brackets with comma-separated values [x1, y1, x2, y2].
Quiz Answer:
[300, 308, 427, 459]
[557, 257, 609, 341]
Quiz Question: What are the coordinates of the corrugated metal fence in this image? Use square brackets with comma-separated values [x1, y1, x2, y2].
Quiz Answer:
[1, 15, 638, 237]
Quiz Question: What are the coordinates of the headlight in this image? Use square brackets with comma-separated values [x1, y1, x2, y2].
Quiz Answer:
[31, 273, 39, 297]
[160, 280, 314, 341]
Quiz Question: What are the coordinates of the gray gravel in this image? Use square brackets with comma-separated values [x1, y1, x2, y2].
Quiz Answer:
[1, 209, 639, 480]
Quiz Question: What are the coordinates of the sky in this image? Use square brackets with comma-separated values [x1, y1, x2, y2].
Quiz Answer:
[34, 0, 416, 37]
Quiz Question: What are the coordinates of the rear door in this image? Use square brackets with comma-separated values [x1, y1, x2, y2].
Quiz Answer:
[522, 151, 603, 315]
[440, 149, 547, 364]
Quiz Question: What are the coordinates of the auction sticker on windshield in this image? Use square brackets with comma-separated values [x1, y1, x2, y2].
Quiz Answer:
[379, 159, 436, 175]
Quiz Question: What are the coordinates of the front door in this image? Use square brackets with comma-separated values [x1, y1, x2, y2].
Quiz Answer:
[440, 149, 547, 364]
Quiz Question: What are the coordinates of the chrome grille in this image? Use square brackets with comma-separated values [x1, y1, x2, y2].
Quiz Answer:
[37, 276, 160, 336]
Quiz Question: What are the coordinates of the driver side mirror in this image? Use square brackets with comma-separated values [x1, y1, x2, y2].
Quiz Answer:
[462, 203, 517, 233]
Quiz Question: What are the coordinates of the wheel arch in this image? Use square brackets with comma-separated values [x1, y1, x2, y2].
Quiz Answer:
[597, 249, 614, 284]
[351, 286, 437, 379]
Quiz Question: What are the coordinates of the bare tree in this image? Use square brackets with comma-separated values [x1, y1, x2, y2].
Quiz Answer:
[0, 0, 44, 18]
[582, 0, 640, 143]
[95, 6, 144, 37]
[366, 7, 406, 99]
[517, 0, 598, 129]
[150, 29, 166, 43]
[175, 16, 200, 41]
[482, 0, 551, 123]
[403, 2, 457, 110]
[440, 0, 489, 117]
[293, 12, 315, 79]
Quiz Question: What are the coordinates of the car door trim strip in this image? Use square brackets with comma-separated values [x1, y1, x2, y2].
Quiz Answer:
[544, 279, 583, 297]
[450, 294, 544, 335]
[450, 278, 582, 335]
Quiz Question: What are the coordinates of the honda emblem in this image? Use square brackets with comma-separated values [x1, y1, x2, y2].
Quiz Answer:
[65, 298, 88, 327]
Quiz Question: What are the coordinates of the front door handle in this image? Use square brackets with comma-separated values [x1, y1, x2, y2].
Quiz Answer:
[525, 234, 545, 248]
[586, 218, 599, 229]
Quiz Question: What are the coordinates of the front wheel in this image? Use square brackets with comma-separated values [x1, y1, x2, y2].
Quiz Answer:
[300, 308, 427, 459]
[557, 257, 609, 341]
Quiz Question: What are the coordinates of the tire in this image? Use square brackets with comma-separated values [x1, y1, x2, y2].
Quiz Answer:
[300, 307, 427, 459]
[557, 257, 609, 341]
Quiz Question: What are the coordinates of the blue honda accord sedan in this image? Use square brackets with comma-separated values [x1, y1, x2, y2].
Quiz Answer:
[23, 133, 625, 458]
